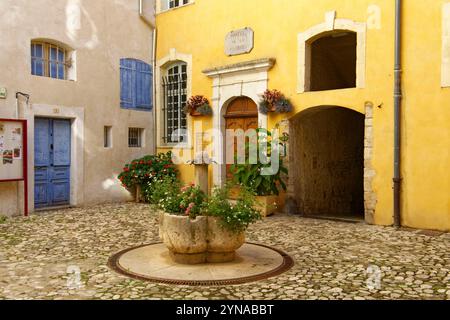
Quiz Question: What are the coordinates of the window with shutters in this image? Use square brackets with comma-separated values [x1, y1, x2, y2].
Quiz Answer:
[120, 58, 153, 111]
[162, 63, 188, 144]
[31, 41, 74, 80]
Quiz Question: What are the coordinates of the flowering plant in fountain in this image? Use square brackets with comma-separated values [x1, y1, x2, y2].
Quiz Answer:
[150, 177, 206, 219]
[183, 95, 213, 116]
[259, 89, 293, 115]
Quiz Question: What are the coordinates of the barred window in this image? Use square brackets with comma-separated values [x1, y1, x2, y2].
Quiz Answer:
[169, 0, 189, 9]
[128, 128, 144, 148]
[162, 63, 187, 144]
[31, 41, 70, 80]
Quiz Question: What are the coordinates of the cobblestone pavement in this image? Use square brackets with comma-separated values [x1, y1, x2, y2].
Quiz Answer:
[0, 203, 449, 300]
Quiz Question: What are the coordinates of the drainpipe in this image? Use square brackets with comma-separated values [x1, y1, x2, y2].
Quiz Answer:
[139, 0, 157, 154]
[152, 27, 157, 155]
[393, 0, 402, 228]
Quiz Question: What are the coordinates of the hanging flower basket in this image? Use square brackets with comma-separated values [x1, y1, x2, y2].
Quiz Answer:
[259, 89, 293, 115]
[183, 95, 213, 117]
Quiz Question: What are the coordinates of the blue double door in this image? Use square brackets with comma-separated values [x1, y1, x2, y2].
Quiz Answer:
[34, 118, 71, 208]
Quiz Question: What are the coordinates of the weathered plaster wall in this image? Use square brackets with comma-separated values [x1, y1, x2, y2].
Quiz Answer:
[0, 0, 155, 216]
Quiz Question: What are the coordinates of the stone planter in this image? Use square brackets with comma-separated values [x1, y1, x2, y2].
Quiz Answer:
[229, 186, 279, 217]
[159, 212, 245, 265]
[254, 195, 279, 217]
[207, 217, 245, 263]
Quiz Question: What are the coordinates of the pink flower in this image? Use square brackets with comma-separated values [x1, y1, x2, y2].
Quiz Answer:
[185, 202, 196, 216]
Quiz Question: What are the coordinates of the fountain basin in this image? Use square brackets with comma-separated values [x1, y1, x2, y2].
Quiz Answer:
[159, 212, 245, 264]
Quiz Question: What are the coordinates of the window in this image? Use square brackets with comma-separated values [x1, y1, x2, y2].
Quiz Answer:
[128, 128, 144, 148]
[104, 126, 112, 148]
[120, 59, 153, 111]
[308, 31, 357, 91]
[31, 41, 70, 80]
[162, 63, 187, 144]
[169, 0, 189, 9]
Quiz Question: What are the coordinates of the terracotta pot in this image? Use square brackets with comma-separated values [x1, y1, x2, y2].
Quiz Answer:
[159, 212, 245, 264]
[190, 110, 204, 117]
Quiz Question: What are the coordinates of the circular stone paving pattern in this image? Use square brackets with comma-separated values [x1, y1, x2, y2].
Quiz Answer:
[109, 243, 294, 286]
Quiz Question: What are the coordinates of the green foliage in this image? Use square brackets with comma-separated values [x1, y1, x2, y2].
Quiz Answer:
[0, 216, 7, 224]
[231, 129, 288, 196]
[196, 103, 213, 116]
[151, 177, 206, 219]
[202, 185, 262, 234]
[118, 152, 178, 201]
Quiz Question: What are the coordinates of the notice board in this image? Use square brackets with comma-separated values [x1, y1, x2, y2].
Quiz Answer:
[0, 119, 26, 181]
[0, 119, 28, 216]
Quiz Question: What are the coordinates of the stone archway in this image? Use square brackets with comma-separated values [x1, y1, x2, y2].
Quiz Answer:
[203, 58, 275, 186]
[289, 106, 366, 220]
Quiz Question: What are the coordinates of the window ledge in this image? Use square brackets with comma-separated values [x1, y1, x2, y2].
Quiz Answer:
[120, 106, 153, 112]
[157, 1, 195, 15]
[31, 75, 76, 82]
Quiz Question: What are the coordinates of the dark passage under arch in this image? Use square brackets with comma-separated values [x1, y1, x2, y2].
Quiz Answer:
[290, 106, 365, 219]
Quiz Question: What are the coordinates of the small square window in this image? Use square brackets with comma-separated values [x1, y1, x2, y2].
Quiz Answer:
[128, 128, 144, 148]
[104, 126, 112, 148]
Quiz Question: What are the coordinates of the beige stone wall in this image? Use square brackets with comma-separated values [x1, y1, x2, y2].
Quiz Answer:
[0, 0, 155, 216]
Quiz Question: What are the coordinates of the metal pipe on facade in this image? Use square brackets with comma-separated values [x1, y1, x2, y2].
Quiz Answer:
[393, 0, 403, 228]
[153, 27, 157, 154]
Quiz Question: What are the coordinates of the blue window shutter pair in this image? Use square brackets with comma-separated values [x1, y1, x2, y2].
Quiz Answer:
[120, 58, 153, 111]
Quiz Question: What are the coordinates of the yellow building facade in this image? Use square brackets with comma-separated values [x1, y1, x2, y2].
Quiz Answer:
[154, 0, 449, 231]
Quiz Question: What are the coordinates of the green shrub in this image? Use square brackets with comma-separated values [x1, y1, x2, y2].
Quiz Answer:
[118, 152, 178, 201]
[202, 185, 261, 234]
[0, 216, 6, 224]
[231, 128, 288, 196]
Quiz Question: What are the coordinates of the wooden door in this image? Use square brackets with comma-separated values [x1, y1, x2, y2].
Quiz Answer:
[34, 118, 71, 208]
[225, 97, 258, 178]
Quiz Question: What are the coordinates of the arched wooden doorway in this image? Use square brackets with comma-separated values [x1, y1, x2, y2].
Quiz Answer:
[224, 97, 258, 178]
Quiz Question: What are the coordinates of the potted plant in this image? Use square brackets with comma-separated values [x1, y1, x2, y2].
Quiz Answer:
[183, 95, 213, 117]
[156, 178, 261, 264]
[259, 89, 293, 115]
[230, 129, 289, 217]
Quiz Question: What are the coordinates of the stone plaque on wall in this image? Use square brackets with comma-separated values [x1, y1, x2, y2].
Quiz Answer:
[225, 28, 254, 56]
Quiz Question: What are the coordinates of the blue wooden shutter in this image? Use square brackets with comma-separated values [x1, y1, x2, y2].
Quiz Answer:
[120, 59, 137, 109]
[136, 61, 153, 110]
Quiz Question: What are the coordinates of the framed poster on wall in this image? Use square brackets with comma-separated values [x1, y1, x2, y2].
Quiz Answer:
[0, 118, 28, 216]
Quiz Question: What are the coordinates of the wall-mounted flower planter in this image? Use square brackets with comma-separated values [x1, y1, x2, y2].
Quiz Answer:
[259, 89, 293, 115]
[184, 95, 213, 117]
